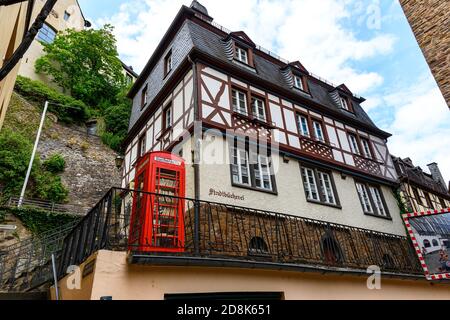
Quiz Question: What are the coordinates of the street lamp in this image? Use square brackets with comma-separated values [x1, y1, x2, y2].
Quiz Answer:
[115, 155, 124, 171]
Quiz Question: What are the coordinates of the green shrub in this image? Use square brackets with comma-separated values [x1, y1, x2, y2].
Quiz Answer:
[14, 76, 91, 123]
[0, 209, 5, 223]
[104, 103, 131, 137]
[43, 154, 66, 173]
[0, 129, 39, 198]
[101, 131, 123, 152]
[6, 206, 79, 235]
[34, 172, 68, 203]
[0, 130, 69, 203]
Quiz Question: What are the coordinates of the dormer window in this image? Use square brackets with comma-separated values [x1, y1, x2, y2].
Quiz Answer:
[293, 75, 304, 91]
[164, 50, 173, 76]
[338, 95, 354, 112]
[234, 46, 248, 64]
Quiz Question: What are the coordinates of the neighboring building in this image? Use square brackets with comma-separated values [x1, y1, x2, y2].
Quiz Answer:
[52, 1, 450, 299]
[399, 0, 450, 108]
[0, 1, 34, 130]
[121, 61, 139, 86]
[17, 0, 88, 86]
[393, 157, 450, 213]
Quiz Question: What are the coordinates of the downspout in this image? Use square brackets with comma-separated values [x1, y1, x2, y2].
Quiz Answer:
[188, 54, 200, 255]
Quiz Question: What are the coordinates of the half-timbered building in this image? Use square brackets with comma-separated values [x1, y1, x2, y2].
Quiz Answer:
[122, 0, 403, 236]
[47, 1, 450, 299]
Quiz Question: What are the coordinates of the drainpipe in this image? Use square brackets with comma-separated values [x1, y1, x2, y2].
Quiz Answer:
[188, 54, 200, 255]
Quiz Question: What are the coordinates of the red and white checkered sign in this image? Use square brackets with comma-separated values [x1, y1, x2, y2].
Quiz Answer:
[403, 208, 450, 281]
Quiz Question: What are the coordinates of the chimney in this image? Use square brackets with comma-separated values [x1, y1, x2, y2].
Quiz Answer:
[190, 0, 213, 22]
[427, 162, 446, 188]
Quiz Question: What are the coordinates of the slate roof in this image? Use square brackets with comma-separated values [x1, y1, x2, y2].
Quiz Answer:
[186, 20, 380, 131]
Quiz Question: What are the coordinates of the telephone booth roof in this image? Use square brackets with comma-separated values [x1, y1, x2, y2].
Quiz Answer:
[137, 151, 185, 169]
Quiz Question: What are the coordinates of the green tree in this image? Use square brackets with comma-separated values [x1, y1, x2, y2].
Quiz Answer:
[35, 25, 126, 110]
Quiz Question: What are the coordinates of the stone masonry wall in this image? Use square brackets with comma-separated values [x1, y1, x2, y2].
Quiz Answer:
[400, 0, 450, 107]
[38, 121, 121, 213]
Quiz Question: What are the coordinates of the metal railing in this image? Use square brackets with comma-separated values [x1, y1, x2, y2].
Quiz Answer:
[7, 197, 88, 216]
[0, 219, 80, 292]
[58, 188, 423, 278]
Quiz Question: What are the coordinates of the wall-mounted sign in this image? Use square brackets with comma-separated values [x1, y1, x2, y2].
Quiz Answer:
[209, 188, 245, 201]
[403, 208, 450, 280]
[155, 156, 182, 166]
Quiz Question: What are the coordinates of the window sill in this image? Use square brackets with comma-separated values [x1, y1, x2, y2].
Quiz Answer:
[232, 59, 257, 73]
[293, 86, 311, 96]
[306, 199, 342, 210]
[231, 182, 278, 196]
[363, 212, 392, 221]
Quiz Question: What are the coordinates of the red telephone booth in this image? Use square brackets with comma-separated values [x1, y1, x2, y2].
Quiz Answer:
[128, 151, 186, 253]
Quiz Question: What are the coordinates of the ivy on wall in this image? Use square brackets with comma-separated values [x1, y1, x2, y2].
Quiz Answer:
[0, 206, 80, 235]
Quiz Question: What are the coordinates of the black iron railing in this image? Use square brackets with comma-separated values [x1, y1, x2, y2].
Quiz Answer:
[57, 188, 423, 278]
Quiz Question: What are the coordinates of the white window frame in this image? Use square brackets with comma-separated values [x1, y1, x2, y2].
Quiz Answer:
[361, 138, 372, 158]
[232, 89, 248, 115]
[255, 155, 272, 190]
[231, 148, 251, 186]
[369, 186, 387, 216]
[293, 75, 304, 90]
[251, 96, 266, 121]
[235, 46, 248, 64]
[340, 97, 349, 111]
[301, 167, 320, 201]
[165, 52, 173, 75]
[356, 182, 373, 213]
[349, 134, 360, 155]
[318, 171, 336, 205]
[312, 121, 325, 143]
[164, 106, 172, 129]
[297, 114, 310, 137]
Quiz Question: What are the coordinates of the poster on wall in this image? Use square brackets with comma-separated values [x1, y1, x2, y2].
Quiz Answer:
[403, 208, 450, 280]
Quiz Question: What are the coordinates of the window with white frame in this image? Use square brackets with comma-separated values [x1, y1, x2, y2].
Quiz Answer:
[340, 97, 350, 111]
[293, 75, 304, 90]
[361, 138, 372, 158]
[348, 134, 360, 155]
[356, 182, 373, 213]
[369, 186, 387, 216]
[230, 143, 275, 192]
[312, 121, 325, 143]
[251, 96, 266, 121]
[255, 155, 272, 190]
[317, 171, 336, 205]
[232, 89, 248, 115]
[296, 114, 310, 137]
[356, 182, 390, 217]
[234, 46, 248, 64]
[163, 104, 172, 130]
[164, 50, 173, 75]
[301, 167, 319, 201]
[231, 148, 251, 186]
[301, 166, 339, 206]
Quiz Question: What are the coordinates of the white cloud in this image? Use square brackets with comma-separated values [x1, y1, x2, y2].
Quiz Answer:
[382, 78, 450, 183]
[97, 0, 394, 96]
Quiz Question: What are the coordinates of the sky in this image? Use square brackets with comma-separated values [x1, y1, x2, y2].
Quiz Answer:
[79, 0, 450, 182]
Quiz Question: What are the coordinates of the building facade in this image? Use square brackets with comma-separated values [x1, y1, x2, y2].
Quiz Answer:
[393, 157, 450, 214]
[399, 0, 450, 108]
[0, 1, 33, 130]
[17, 0, 87, 86]
[52, 1, 450, 299]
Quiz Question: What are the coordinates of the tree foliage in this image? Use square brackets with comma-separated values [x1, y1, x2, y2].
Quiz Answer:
[0, 129, 68, 203]
[35, 25, 126, 110]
